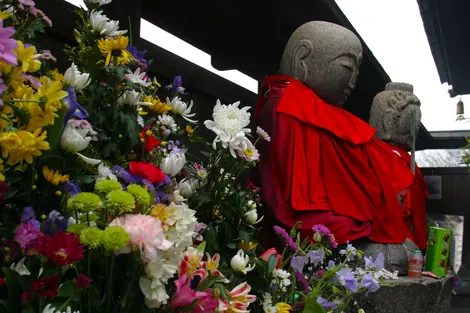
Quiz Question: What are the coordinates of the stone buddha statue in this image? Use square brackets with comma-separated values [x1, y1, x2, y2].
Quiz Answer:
[369, 82, 428, 251]
[254, 21, 415, 271]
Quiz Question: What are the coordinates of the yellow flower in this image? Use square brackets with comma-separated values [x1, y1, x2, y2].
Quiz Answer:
[238, 240, 257, 251]
[0, 159, 5, 181]
[42, 166, 69, 185]
[49, 69, 64, 82]
[37, 76, 68, 125]
[0, 129, 50, 165]
[150, 204, 174, 226]
[185, 125, 194, 135]
[205, 253, 221, 271]
[144, 96, 171, 114]
[276, 302, 292, 313]
[98, 35, 134, 66]
[0, 11, 11, 20]
[14, 41, 41, 73]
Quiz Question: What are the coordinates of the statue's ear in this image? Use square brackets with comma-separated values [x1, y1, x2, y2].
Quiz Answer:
[291, 39, 313, 82]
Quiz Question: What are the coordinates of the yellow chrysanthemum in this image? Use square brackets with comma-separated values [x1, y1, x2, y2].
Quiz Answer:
[98, 35, 134, 66]
[42, 166, 69, 185]
[0, 61, 12, 74]
[276, 302, 292, 313]
[143, 96, 171, 114]
[0, 159, 5, 181]
[0, 129, 50, 165]
[0, 114, 10, 132]
[49, 69, 64, 82]
[0, 11, 11, 20]
[14, 41, 41, 73]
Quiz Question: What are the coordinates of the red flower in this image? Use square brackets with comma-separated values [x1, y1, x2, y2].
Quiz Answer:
[140, 130, 161, 152]
[259, 248, 282, 269]
[21, 290, 34, 303]
[32, 276, 60, 297]
[0, 181, 9, 202]
[76, 274, 92, 289]
[0, 278, 5, 287]
[129, 161, 165, 184]
[37, 232, 85, 266]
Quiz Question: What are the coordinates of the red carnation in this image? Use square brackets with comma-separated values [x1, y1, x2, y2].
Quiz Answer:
[140, 130, 161, 152]
[129, 161, 165, 184]
[32, 276, 60, 297]
[37, 232, 85, 267]
[76, 274, 92, 289]
[21, 290, 34, 303]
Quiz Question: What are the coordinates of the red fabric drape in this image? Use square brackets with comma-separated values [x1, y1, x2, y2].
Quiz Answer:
[255, 75, 414, 245]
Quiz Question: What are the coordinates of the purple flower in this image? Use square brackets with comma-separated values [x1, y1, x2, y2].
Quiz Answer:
[127, 46, 149, 69]
[21, 206, 36, 223]
[162, 128, 171, 138]
[364, 252, 384, 271]
[307, 249, 325, 266]
[0, 20, 18, 66]
[339, 242, 357, 261]
[20, 73, 42, 89]
[317, 297, 338, 309]
[336, 268, 358, 292]
[360, 272, 380, 292]
[141, 179, 155, 191]
[274, 225, 298, 251]
[0, 75, 6, 105]
[312, 224, 338, 248]
[64, 86, 88, 125]
[112, 165, 141, 184]
[168, 75, 186, 96]
[327, 260, 336, 269]
[42, 210, 67, 236]
[295, 271, 310, 291]
[64, 181, 81, 197]
[15, 222, 42, 250]
[291, 256, 308, 273]
[39, 50, 57, 62]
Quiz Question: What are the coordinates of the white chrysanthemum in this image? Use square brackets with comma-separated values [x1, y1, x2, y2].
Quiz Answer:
[204, 99, 251, 152]
[164, 202, 197, 249]
[89, 10, 127, 37]
[85, 0, 112, 7]
[42, 304, 79, 313]
[158, 114, 177, 132]
[96, 163, 117, 182]
[64, 63, 91, 91]
[118, 90, 152, 106]
[137, 115, 144, 127]
[125, 68, 151, 87]
[61, 121, 92, 153]
[256, 126, 271, 142]
[177, 179, 199, 198]
[166, 96, 197, 123]
[160, 151, 186, 177]
[230, 249, 255, 274]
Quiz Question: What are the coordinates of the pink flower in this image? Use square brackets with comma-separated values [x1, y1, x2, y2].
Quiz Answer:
[109, 214, 172, 262]
[259, 248, 281, 269]
[0, 20, 18, 66]
[218, 282, 256, 313]
[15, 222, 42, 251]
[170, 274, 217, 313]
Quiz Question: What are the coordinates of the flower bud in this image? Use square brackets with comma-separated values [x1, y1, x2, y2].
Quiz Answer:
[313, 232, 322, 242]
[230, 250, 252, 274]
[32, 185, 37, 191]
[244, 209, 258, 225]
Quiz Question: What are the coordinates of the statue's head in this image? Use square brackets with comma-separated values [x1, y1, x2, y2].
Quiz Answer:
[280, 21, 363, 106]
[369, 82, 421, 150]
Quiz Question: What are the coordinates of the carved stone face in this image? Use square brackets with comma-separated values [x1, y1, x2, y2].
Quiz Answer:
[280, 21, 363, 106]
[369, 82, 421, 150]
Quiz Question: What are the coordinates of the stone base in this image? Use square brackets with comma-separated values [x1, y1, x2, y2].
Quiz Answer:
[358, 276, 453, 313]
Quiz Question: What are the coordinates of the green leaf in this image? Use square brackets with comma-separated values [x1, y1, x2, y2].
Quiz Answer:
[196, 241, 207, 254]
[267, 254, 278, 274]
[44, 106, 66, 151]
[58, 280, 78, 297]
[196, 275, 224, 291]
[303, 296, 326, 313]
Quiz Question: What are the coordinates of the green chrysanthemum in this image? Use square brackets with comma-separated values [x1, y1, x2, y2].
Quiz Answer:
[126, 184, 151, 207]
[67, 224, 87, 236]
[80, 227, 103, 249]
[106, 190, 135, 213]
[102, 226, 129, 251]
[95, 180, 122, 193]
[68, 192, 102, 212]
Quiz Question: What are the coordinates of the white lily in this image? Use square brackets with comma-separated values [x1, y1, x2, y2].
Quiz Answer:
[89, 10, 127, 37]
[76, 153, 102, 165]
[166, 96, 198, 123]
[61, 123, 91, 153]
[160, 151, 186, 177]
[10, 257, 31, 276]
[177, 179, 199, 198]
[85, 0, 112, 6]
[118, 90, 152, 107]
[244, 209, 264, 225]
[125, 68, 151, 87]
[230, 249, 255, 274]
[63, 63, 91, 92]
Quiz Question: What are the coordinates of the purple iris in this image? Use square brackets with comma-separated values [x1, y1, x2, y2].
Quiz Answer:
[167, 75, 186, 97]
[42, 210, 68, 236]
[64, 181, 81, 197]
[336, 268, 358, 292]
[64, 86, 88, 125]
[307, 249, 325, 266]
[20, 206, 41, 230]
[317, 297, 338, 309]
[127, 46, 149, 69]
[360, 272, 380, 292]
[364, 252, 384, 271]
[291, 256, 308, 273]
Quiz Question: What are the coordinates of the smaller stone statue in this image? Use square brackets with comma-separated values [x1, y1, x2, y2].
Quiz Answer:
[365, 82, 428, 274]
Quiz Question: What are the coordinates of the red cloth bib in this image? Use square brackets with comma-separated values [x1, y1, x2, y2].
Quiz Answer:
[254, 75, 414, 245]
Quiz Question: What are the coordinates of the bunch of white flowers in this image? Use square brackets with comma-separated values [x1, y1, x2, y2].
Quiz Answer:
[272, 269, 291, 292]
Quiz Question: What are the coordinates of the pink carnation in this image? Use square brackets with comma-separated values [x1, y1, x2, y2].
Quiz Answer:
[109, 214, 172, 262]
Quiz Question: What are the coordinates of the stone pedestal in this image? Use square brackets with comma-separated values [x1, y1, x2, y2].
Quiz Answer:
[358, 276, 453, 313]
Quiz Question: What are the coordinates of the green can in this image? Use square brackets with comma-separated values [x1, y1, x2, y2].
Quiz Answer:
[425, 226, 452, 277]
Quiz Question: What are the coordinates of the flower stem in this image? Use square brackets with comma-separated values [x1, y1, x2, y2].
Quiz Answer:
[106, 254, 115, 312]
[87, 249, 92, 313]
[57, 296, 72, 312]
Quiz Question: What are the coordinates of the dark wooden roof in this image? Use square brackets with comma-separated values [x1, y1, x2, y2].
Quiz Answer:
[418, 0, 470, 97]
